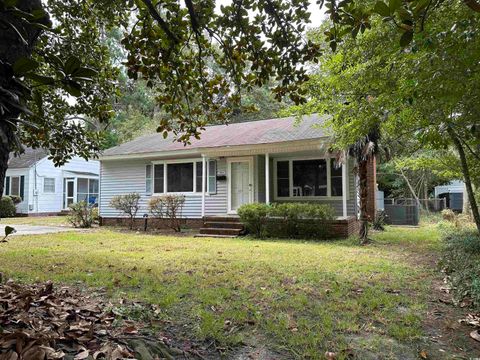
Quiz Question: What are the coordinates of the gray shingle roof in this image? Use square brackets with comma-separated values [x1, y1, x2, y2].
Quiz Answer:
[102, 113, 330, 158]
[8, 147, 48, 169]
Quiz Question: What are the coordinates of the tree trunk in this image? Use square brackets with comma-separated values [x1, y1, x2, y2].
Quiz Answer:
[0, 0, 45, 200]
[358, 159, 369, 244]
[399, 168, 421, 208]
[447, 127, 480, 232]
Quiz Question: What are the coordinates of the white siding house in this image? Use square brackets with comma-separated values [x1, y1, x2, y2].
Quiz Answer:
[4, 148, 100, 215]
[99, 114, 374, 223]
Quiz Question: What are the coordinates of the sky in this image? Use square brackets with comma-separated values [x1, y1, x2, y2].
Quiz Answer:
[215, 0, 327, 30]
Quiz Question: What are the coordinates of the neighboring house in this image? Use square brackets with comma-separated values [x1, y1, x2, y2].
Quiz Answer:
[434, 180, 465, 212]
[99, 114, 377, 236]
[4, 147, 100, 215]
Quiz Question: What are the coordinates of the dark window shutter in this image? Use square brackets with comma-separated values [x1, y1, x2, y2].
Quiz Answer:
[5, 176, 10, 196]
[20, 176, 25, 200]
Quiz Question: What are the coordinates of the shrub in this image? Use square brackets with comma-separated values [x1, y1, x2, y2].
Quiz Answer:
[372, 210, 387, 231]
[237, 203, 270, 237]
[110, 193, 141, 229]
[0, 196, 16, 218]
[9, 195, 22, 205]
[440, 227, 480, 308]
[238, 202, 335, 239]
[68, 201, 97, 228]
[441, 209, 456, 222]
[148, 195, 185, 232]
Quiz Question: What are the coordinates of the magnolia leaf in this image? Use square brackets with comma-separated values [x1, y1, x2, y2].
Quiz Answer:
[25, 73, 55, 85]
[400, 30, 413, 47]
[71, 67, 98, 78]
[64, 80, 82, 97]
[12, 57, 39, 75]
[64, 56, 81, 75]
[4, 226, 16, 237]
[374, 1, 391, 17]
[389, 0, 402, 12]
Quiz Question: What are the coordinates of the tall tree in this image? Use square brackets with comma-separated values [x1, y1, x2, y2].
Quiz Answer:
[291, 0, 480, 231]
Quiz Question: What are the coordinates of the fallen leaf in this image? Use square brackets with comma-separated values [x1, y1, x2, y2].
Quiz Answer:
[470, 330, 480, 342]
[419, 349, 428, 359]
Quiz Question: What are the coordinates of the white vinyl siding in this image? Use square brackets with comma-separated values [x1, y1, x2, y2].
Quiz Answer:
[101, 158, 228, 219]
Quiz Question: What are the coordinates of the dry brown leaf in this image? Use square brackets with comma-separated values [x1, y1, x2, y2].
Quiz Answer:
[470, 330, 480, 342]
[325, 351, 337, 359]
[419, 349, 428, 359]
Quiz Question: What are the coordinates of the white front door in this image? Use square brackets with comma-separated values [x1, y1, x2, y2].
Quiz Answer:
[228, 158, 253, 213]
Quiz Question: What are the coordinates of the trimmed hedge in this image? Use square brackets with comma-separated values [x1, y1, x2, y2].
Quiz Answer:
[0, 196, 16, 218]
[237, 202, 336, 239]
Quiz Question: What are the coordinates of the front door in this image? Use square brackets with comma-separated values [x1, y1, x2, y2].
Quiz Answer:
[228, 158, 253, 213]
[65, 179, 75, 208]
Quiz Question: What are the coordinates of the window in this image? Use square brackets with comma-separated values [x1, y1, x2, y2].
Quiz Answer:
[293, 159, 327, 197]
[208, 160, 216, 194]
[153, 164, 164, 193]
[196, 162, 203, 193]
[275, 158, 345, 199]
[145, 165, 152, 193]
[10, 176, 20, 197]
[276, 161, 289, 197]
[44, 178, 55, 193]
[88, 179, 99, 204]
[167, 162, 193, 192]
[151, 159, 218, 194]
[76, 178, 99, 204]
[330, 160, 343, 197]
[77, 178, 89, 202]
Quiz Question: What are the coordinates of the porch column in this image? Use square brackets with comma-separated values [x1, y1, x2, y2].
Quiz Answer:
[342, 151, 348, 218]
[265, 153, 270, 204]
[201, 155, 206, 217]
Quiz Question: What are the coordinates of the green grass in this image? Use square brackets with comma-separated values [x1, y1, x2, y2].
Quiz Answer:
[0, 225, 441, 359]
[0, 215, 70, 226]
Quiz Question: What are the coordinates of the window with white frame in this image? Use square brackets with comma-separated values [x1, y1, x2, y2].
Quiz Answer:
[76, 178, 99, 204]
[150, 159, 216, 194]
[44, 178, 55, 193]
[275, 158, 344, 199]
[10, 176, 20, 197]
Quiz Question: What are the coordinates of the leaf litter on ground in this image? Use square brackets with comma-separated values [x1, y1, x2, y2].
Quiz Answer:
[0, 280, 197, 359]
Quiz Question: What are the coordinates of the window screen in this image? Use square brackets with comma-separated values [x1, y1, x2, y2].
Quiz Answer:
[330, 160, 343, 197]
[167, 163, 193, 192]
[154, 164, 164, 193]
[292, 159, 327, 197]
[276, 161, 289, 197]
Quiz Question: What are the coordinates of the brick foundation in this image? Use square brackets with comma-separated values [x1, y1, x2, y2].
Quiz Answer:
[327, 216, 360, 238]
[99, 217, 204, 230]
[100, 216, 359, 239]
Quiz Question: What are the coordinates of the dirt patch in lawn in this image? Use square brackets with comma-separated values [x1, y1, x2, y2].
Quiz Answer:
[419, 277, 480, 359]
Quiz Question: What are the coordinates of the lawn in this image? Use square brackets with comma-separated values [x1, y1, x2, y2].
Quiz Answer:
[0, 224, 443, 359]
[0, 215, 70, 226]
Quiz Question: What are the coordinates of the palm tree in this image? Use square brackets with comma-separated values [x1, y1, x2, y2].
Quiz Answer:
[348, 128, 380, 244]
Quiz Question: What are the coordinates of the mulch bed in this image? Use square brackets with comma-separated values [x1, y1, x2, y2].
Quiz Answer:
[0, 280, 198, 359]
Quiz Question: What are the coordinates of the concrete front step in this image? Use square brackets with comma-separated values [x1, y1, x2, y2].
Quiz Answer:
[204, 221, 244, 230]
[199, 227, 242, 236]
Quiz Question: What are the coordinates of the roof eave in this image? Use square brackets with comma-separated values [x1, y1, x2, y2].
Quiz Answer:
[98, 137, 332, 161]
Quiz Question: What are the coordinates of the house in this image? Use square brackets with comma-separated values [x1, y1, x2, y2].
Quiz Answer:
[99, 114, 377, 237]
[4, 147, 100, 215]
[434, 180, 465, 212]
